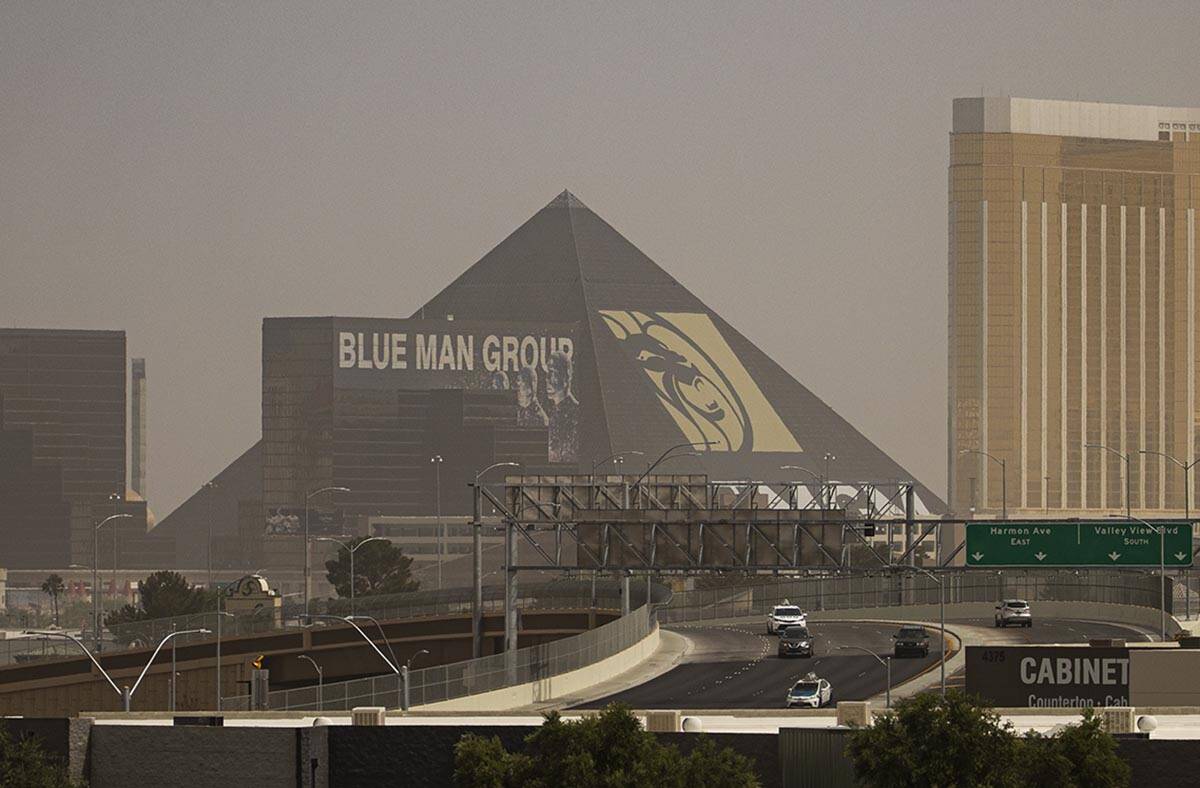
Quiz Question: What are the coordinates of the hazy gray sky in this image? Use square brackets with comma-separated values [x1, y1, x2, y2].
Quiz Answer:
[2, 1, 1195, 517]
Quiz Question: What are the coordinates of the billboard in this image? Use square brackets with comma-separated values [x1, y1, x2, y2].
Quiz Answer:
[332, 318, 581, 463]
[598, 310, 801, 453]
[965, 646, 1130, 708]
[264, 507, 346, 537]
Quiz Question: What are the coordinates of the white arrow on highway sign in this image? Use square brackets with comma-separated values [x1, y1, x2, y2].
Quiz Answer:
[1176, 552, 1188, 561]
[1034, 552, 1047, 561]
[1108, 552, 1121, 561]
[971, 552, 984, 561]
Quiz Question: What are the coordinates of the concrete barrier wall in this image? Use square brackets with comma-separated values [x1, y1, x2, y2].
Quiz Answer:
[1131, 650, 1200, 706]
[810, 601, 1180, 636]
[414, 624, 661, 712]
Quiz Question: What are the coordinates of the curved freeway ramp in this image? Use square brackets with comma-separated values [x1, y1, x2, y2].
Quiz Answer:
[575, 616, 1156, 710]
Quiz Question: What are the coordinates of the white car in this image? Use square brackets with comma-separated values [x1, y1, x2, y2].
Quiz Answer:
[786, 674, 832, 708]
[767, 602, 807, 634]
[994, 599, 1033, 628]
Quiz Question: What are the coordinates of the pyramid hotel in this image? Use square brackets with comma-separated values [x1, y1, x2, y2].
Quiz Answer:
[155, 191, 943, 588]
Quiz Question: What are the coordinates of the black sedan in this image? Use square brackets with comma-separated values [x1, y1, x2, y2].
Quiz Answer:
[777, 625, 814, 658]
[892, 626, 931, 658]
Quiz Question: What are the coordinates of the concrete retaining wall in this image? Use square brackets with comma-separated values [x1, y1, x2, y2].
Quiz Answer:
[810, 601, 1180, 636]
[413, 624, 661, 712]
[1132, 650, 1200, 705]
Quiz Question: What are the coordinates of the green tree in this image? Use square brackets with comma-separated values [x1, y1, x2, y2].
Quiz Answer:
[40, 574, 65, 627]
[0, 725, 81, 788]
[1016, 709, 1130, 788]
[104, 570, 214, 631]
[454, 705, 759, 788]
[847, 693, 1130, 788]
[845, 692, 1020, 787]
[324, 537, 419, 598]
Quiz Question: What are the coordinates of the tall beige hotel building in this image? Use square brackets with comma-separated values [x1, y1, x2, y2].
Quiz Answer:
[949, 97, 1200, 519]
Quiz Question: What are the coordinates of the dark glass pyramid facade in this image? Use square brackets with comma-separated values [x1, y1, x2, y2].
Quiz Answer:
[160, 190, 943, 571]
[418, 191, 943, 513]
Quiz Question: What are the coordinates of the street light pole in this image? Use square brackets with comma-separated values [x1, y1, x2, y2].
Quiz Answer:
[303, 486, 351, 618]
[823, 453, 836, 509]
[28, 628, 209, 712]
[1086, 443, 1131, 518]
[913, 567, 946, 698]
[1110, 514, 1168, 640]
[840, 646, 892, 708]
[632, 442, 712, 491]
[1140, 450, 1200, 524]
[203, 481, 218, 588]
[212, 607, 233, 712]
[431, 455, 444, 591]
[780, 465, 826, 510]
[315, 536, 387, 616]
[92, 513, 132, 649]
[472, 462, 520, 659]
[959, 449, 1007, 520]
[1140, 450, 1200, 621]
[305, 614, 398, 673]
[298, 655, 323, 711]
[401, 649, 430, 711]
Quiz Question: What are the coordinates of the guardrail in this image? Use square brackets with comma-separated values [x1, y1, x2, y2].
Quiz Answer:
[658, 569, 1170, 624]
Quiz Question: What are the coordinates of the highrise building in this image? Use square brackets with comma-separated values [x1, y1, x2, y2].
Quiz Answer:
[130, 357, 146, 498]
[949, 97, 1200, 518]
[0, 330, 171, 569]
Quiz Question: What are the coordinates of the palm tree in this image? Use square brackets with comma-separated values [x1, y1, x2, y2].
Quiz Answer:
[41, 573, 65, 627]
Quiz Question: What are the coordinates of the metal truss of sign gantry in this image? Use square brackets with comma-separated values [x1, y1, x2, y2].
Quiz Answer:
[470, 474, 950, 572]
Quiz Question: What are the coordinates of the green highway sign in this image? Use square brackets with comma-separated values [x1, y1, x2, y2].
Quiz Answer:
[965, 522, 1193, 567]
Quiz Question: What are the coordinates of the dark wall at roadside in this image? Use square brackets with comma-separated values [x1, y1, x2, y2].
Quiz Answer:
[1117, 737, 1200, 786]
[12, 718, 1199, 787]
[329, 725, 534, 788]
[0, 718, 91, 783]
[326, 726, 780, 788]
[87, 725, 328, 788]
[656, 732, 780, 788]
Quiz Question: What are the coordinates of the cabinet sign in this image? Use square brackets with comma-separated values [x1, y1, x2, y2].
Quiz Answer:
[965, 646, 1130, 708]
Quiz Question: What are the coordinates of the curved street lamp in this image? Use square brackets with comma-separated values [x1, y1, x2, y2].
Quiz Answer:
[839, 646, 892, 708]
[1086, 443, 1132, 518]
[93, 513, 132, 649]
[591, 450, 645, 475]
[633, 442, 712, 490]
[297, 654, 323, 711]
[316, 536, 388, 615]
[959, 449, 1007, 520]
[1140, 449, 1200, 522]
[780, 464, 827, 510]
[304, 614, 398, 674]
[26, 628, 210, 711]
[401, 648, 431, 711]
[303, 486, 351, 616]
[430, 455, 444, 590]
[346, 614, 402, 676]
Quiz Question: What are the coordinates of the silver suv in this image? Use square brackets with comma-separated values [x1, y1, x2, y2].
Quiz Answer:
[994, 599, 1032, 628]
[767, 602, 807, 634]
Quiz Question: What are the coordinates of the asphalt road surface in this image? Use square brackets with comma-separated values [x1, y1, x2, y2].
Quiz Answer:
[578, 617, 1155, 710]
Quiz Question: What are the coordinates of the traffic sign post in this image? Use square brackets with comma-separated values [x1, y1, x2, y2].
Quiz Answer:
[965, 521, 1192, 567]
